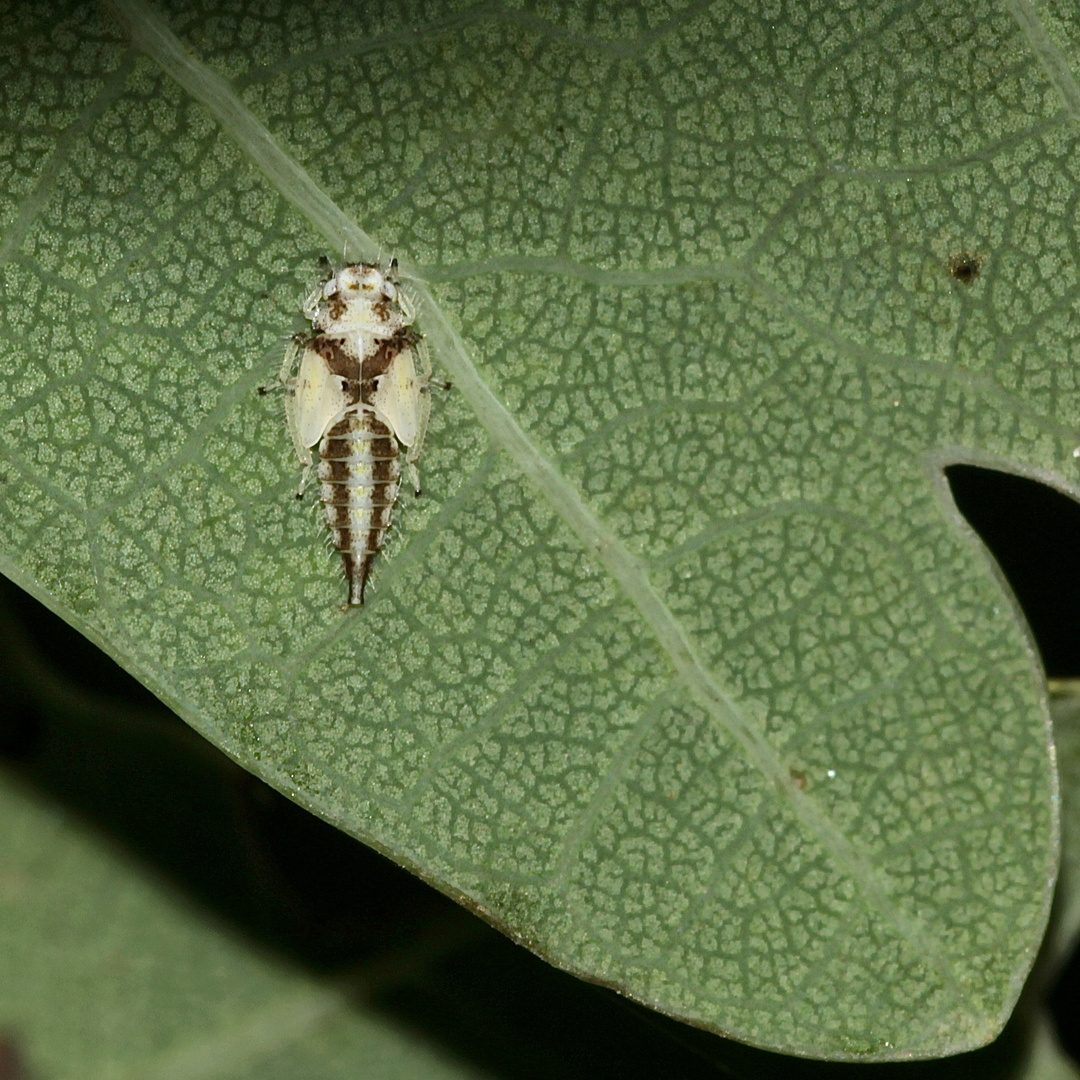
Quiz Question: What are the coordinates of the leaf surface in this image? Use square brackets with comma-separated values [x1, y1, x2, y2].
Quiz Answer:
[0, 0, 1070, 1058]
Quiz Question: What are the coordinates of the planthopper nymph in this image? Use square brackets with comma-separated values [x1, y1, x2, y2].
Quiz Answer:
[275, 260, 432, 605]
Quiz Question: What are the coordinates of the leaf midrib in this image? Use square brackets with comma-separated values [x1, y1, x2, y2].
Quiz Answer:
[1007, 0, 1080, 121]
[106, 0, 978, 1003]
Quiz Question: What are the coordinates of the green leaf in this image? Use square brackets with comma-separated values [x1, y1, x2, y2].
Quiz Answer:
[1011, 688, 1080, 1080]
[0, 0, 1069, 1059]
[1049, 686, 1080, 966]
[0, 768, 492, 1080]
[1010, 1016, 1080, 1080]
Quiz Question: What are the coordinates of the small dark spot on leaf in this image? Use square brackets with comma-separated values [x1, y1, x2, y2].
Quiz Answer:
[789, 768, 807, 790]
[948, 252, 982, 284]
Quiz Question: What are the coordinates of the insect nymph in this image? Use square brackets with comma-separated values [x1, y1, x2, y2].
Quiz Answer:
[277, 261, 431, 605]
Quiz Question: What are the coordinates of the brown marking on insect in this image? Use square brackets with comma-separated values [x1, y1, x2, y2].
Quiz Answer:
[369, 436, 397, 459]
[319, 425, 354, 459]
[321, 459, 351, 483]
[361, 344, 396, 386]
[341, 549, 358, 593]
[326, 294, 349, 321]
[359, 416, 400, 603]
[948, 252, 982, 284]
[313, 336, 360, 382]
[316, 409, 402, 605]
[371, 457, 397, 483]
[361, 327, 417, 390]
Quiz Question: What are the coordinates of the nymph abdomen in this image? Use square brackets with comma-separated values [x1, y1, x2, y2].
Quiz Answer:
[318, 409, 401, 605]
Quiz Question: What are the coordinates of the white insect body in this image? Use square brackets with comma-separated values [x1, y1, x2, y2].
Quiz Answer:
[280, 262, 430, 605]
[304, 263, 415, 341]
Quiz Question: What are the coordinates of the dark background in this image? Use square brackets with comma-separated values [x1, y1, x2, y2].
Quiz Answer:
[0, 463, 1077, 1078]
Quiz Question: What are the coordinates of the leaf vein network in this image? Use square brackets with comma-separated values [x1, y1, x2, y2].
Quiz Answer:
[109, 0, 1000, 1005]
[395, 596, 628, 812]
[237, 0, 721, 89]
[0, 51, 138, 266]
